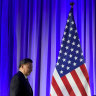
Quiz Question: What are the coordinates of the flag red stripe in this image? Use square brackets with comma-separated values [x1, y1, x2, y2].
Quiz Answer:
[80, 64, 90, 86]
[61, 76, 76, 96]
[71, 70, 87, 96]
[52, 76, 63, 96]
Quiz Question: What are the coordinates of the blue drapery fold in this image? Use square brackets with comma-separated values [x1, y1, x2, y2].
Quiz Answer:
[0, 0, 96, 96]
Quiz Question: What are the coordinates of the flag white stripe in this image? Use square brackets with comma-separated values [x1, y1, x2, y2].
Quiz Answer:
[50, 85, 57, 96]
[75, 67, 91, 96]
[53, 68, 69, 96]
[66, 73, 82, 96]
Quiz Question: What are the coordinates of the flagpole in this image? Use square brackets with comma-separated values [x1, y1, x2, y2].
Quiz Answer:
[70, 2, 74, 8]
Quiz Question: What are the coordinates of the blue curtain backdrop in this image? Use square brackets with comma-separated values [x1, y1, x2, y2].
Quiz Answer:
[0, 0, 96, 96]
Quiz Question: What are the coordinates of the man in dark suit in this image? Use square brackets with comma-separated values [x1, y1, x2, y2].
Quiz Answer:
[10, 58, 33, 96]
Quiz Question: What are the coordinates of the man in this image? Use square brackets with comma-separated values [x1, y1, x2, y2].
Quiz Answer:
[10, 58, 33, 96]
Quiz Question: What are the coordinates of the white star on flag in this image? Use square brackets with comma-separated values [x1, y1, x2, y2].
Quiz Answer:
[68, 60, 71, 64]
[70, 48, 74, 52]
[62, 37, 65, 41]
[76, 50, 79, 54]
[60, 70, 63, 74]
[64, 52, 67, 56]
[67, 66, 70, 70]
[77, 44, 80, 47]
[59, 50, 62, 53]
[67, 19, 69, 22]
[72, 42, 75, 45]
[71, 21, 74, 24]
[67, 40, 70, 43]
[69, 13, 71, 16]
[73, 62, 76, 66]
[70, 27, 73, 31]
[73, 35, 77, 39]
[62, 58, 66, 62]
[61, 64, 64, 68]
[65, 46, 69, 50]
[66, 25, 68, 29]
[61, 44, 63, 47]
[80, 58, 83, 62]
[64, 32, 66, 35]
[68, 33, 71, 37]
[69, 54, 72, 58]
[74, 56, 78, 60]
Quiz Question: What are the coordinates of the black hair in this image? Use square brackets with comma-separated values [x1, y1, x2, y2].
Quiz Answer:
[19, 58, 33, 68]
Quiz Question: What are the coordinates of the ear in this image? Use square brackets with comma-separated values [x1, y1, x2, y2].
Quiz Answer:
[21, 64, 24, 68]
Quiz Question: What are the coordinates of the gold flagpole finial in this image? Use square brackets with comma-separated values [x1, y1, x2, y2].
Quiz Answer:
[70, 2, 74, 8]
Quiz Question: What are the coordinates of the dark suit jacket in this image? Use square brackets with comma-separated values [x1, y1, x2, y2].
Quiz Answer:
[10, 71, 33, 96]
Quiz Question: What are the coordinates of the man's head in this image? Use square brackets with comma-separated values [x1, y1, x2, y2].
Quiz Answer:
[19, 58, 33, 76]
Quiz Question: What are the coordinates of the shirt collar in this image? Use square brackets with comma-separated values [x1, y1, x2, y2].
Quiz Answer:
[19, 71, 28, 79]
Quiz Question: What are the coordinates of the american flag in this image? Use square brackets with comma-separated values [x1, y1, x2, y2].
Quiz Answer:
[50, 7, 91, 96]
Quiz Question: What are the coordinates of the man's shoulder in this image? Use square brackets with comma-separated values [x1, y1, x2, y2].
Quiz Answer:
[11, 72, 20, 82]
[11, 71, 24, 82]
